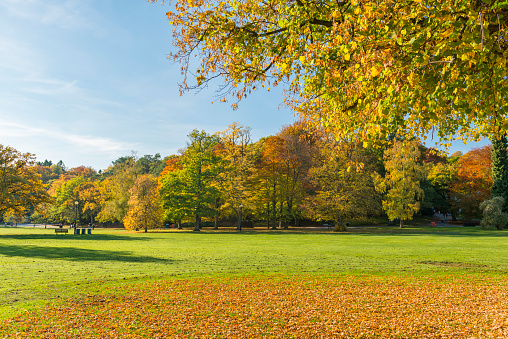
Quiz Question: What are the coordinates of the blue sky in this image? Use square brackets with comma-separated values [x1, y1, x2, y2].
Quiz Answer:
[0, 0, 488, 171]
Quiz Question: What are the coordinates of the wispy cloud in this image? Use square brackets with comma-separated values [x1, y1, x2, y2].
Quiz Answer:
[0, 0, 94, 31]
[0, 120, 136, 153]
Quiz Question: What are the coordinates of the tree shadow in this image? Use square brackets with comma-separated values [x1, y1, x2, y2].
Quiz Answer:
[173, 227, 508, 238]
[0, 234, 148, 241]
[0, 244, 172, 263]
[344, 227, 508, 238]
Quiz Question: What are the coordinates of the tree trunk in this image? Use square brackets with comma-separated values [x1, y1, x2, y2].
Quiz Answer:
[335, 216, 347, 232]
[194, 214, 200, 231]
[177, 220, 182, 229]
[400, 219, 404, 228]
[284, 200, 292, 229]
[266, 202, 270, 228]
[278, 200, 283, 228]
[214, 198, 219, 230]
[272, 198, 277, 229]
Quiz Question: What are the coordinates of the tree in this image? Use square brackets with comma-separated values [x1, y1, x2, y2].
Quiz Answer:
[159, 169, 190, 229]
[426, 161, 457, 219]
[277, 124, 315, 228]
[155, 0, 508, 144]
[491, 135, 508, 212]
[251, 136, 285, 229]
[137, 153, 167, 176]
[449, 146, 492, 219]
[96, 156, 140, 224]
[159, 130, 221, 231]
[374, 140, 426, 228]
[68, 166, 97, 178]
[216, 122, 255, 230]
[50, 176, 86, 225]
[124, 175, 163, 232]
[79, 181, 101, 225]
[0, 145, 51, 219]
[303, 141, 381, 231]
[480, 196, 508, 230]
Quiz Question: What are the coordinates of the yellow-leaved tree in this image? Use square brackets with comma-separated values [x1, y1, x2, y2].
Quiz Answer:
[123, 175, 162, 232]
[151, 0, 508, 144]
[303, 141, 382, 231]
[374, 140, 426, 228]
[0, 144, 51, 220]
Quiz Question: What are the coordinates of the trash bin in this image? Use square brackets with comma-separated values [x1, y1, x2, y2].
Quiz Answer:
[87, 228, 92, 235]
[75, 228, 80, 235]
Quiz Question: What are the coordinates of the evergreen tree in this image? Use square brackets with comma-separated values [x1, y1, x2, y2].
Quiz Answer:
[491, 134, 508, 213]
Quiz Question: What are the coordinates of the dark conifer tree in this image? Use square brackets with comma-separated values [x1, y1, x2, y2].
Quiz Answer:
[491, 134, 508, 212]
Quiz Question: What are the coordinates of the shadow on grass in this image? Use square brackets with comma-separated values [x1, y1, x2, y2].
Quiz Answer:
[0, 244, 171, 263]
[0, 234, 146, 241]
[167, 227, 508, 237]
[345, 227, 508, 237]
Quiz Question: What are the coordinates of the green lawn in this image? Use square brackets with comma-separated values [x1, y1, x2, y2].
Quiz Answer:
[1, 226, 507, 320]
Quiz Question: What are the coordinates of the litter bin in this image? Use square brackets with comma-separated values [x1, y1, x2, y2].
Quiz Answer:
[87, 228, 92, 235]
[75, 228, 81, 235]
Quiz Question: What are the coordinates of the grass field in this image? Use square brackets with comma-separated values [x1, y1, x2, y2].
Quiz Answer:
[1, 226, 507, 337]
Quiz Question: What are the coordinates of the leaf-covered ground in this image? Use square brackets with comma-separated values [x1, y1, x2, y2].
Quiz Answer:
[2, 275, 508, 338]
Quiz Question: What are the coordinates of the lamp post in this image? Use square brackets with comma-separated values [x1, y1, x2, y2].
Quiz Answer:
[74, 201, 79, 229]
[236, 204, 243, 231]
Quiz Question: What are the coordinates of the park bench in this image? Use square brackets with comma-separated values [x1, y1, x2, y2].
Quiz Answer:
[55, 228, 68, 234]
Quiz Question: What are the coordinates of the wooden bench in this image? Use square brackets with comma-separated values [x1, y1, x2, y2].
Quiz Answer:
[55, 228, 68, 234]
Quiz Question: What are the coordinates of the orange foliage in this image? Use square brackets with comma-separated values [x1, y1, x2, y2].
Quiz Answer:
[160, 156, 182, 176]
[450, 146, 492, 219]
[68, 166, 96, 178]
[2, 275, 508, 338]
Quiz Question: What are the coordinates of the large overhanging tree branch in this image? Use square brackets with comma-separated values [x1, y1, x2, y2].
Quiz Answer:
[154, 0, 508, 143]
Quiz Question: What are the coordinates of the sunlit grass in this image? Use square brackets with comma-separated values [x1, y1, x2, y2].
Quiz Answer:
[0, 226, 507, 320]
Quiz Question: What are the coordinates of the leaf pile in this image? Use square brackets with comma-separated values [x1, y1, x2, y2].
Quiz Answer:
[2, 275, 507, 338]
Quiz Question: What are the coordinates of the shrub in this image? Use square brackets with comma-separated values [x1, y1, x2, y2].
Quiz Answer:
[479, 197, 508, 230]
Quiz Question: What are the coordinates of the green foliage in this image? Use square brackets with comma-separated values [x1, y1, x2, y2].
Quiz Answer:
[160, 130, 222, 231]
[159, 169, 190, 224]
[137, 153, 167, 176]
[50, 176, 86, 224]
[425, 161, 457, 216]
[480, 196, 508, 230]
[490, 134, 508, 212]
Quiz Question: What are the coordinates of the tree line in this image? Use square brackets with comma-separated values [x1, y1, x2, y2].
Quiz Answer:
[1, 122, 505, 231]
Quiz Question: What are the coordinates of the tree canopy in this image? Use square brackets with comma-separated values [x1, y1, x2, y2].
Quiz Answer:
[0, 145, 51, 218]
[155, 0, 508, 143]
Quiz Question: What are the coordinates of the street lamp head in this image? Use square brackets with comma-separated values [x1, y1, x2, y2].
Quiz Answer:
[74, 201, 78, 205]
[240, 204, 243, 208]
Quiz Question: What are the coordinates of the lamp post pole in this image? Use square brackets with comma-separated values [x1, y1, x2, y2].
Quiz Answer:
[237, 204, 243, 231]
[74, 201, 79, 229]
